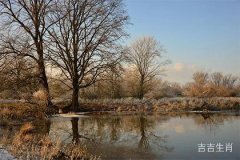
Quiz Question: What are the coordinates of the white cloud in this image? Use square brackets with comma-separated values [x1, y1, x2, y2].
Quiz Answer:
[162, 62, 202, 84]
[174, 63, 184, 71]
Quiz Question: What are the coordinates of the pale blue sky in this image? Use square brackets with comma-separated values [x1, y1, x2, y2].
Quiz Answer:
[125, 0, 240, 83]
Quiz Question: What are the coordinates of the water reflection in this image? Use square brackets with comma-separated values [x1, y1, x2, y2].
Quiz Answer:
[49, 114, 173, 159]
[138, 115, 150, 150]
[1, 112, 239, 159]
[191, 112, 237, 134]
[71, 118, 79, 143]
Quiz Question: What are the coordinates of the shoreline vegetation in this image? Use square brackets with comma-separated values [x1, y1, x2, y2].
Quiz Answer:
[1, 97, 239, 130]
[54, 97, 240, 113]
[0, 123, 100, 160]
[0, 97, 239, 118]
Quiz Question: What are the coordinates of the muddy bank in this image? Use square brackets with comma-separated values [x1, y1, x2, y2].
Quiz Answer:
[55, 97, 240, 113]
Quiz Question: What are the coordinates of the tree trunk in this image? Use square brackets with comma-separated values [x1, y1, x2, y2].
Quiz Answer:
[71, 81, 79, 112]
[36, 39, 52, 107]
[139, 76, 144, 99]
[38, 58, 52, 107]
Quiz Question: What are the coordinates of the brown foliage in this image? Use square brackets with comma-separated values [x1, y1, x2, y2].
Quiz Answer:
[0, 103, 46, 121]
[184, 71, 239, 97]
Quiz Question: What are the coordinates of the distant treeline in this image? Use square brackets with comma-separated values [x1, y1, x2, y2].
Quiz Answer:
[0, 62, 239, 100]
[81, 71, 240, 99]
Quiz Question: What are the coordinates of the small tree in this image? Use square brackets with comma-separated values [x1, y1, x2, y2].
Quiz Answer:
[126, 36, 168, 99]
[184, 71, 209, 97]
[210, 72, 223, 87]
[193, 71, 209, 85]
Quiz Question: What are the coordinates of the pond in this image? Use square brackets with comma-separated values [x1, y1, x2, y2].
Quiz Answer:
[1, 112, 240, 159]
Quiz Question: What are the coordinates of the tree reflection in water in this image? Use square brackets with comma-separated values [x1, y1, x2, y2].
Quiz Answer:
[71, 117, 95, 144]
[48, 114, 174, 159]
[138, 115, 150, 150]
[193, 112, 235, 134]
[110, 117, 121, 142]
[136, 115, 173, 154]
[71, 118, 79, 143]
[51, 112, 236, 156]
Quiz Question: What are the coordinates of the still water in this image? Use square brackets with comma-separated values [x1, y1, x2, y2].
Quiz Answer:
[48, 112, 240, 160]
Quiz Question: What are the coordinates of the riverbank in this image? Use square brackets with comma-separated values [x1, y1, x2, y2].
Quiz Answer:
[55, 97, 240, 113]
[0, 99, 239, 160]
[0, 102, 47, 126]
[0, 122, 99, 160]
[0, 97, 239, 120]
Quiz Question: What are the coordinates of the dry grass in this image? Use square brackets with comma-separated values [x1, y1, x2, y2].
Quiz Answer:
[33, 89, 49, 106]
[53, 97, 240, 113]
[19, 122, 35, 135]
[73, 97, 240, 112]
[0, 123, 100, 160]
[0, 103, 46, 124]
[33, 90, 48, 101]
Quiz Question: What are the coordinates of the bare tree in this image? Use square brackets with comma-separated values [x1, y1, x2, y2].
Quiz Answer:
[47, 0, 129, 111]
[210, 72, 223, 87]
[222, 74, 238, 89]
[210, 72, 238, 89]
[184, 71, 209, 97]
[193, 71, 209, 85]
[126, 36, 168, 99]
[0, 0, 56, 106]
